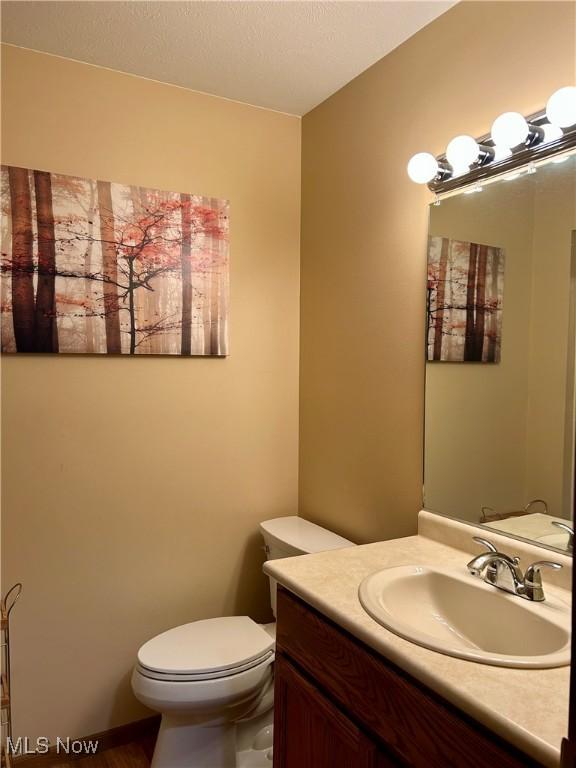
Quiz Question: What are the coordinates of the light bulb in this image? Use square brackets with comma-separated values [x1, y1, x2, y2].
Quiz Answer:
[407, 152, 439, 184]
[446, 135, 480, 169]
[491, 112, 529, 149]
[493, 145, 512, 162]
[542, 123, 563, 144]
[451, 164, 470, 179]
[546, 86, 576, 128]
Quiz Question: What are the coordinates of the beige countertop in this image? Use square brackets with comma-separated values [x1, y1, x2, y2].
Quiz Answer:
[263, 512, 571, 767]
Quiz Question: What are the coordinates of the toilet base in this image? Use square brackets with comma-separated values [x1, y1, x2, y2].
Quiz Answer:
[150, 711, 274, 768]
[151, 715, 236, 768]
[237, 745, 273, 767]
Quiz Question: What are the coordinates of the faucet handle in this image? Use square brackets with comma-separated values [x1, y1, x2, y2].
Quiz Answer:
[472, 536, 498, 553]
[524, 560, 562, 580]
[523, 561, 562, 601]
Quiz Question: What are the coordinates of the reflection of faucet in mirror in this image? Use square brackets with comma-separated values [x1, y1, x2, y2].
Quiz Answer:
[480, 498, 549, 522]
[467, 537, 562, 601]
[525, 499, 549, 516]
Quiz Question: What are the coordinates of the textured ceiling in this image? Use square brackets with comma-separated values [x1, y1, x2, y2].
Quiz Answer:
[1, 1, 454, 115]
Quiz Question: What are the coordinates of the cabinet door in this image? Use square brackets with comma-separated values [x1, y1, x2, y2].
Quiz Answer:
[273, 653, 398, 768]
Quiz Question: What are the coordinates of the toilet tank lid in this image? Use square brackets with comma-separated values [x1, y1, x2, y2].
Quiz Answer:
[259, 516, 353, 554]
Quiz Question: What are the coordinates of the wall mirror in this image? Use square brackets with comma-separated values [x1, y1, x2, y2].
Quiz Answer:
[424, 151, 576, 554]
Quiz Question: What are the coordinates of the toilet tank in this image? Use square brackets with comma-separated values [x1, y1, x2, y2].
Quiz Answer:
[259, 516, 354, 616]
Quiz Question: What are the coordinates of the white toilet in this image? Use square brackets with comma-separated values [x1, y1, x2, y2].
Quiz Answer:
[131, 516, 353, 768]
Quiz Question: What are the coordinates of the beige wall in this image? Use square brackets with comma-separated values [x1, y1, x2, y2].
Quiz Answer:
[299, 1, 576, 544]
[1, 45, 301, 742]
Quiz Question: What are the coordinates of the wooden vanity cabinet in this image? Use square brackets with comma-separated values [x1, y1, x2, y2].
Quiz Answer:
[273, 587, 543, 768]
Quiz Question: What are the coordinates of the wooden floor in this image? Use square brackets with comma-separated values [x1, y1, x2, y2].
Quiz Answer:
[57, 740, 153, 768]
[13, 725, 157, 768]
[8, 716, 161, 768]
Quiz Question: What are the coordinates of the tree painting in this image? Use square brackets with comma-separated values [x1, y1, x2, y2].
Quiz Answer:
[1, 166, 229, 355]
[427, 237, 504, 363]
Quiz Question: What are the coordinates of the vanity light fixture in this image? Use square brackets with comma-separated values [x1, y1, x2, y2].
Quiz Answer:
[407, 85, 576, 192]
[546, 86, 576, 128]
[542, 123, 563, 144]
[491, 112, 530, 149]
[493, 145, 512, 162]
[446, 135, 493, 174]
[407, 152, 450, 184]
[407, 152, 438, 184]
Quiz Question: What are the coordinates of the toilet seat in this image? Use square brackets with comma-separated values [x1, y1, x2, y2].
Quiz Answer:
[137, 651, 274, 682]
[137, 616, 275, 682]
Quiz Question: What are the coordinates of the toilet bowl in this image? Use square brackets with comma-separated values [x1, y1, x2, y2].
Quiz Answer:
[132, 516, 353, 768]
[132, 616, 275, 768]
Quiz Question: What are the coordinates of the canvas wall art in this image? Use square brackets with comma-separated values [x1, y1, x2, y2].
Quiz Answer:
[1, 166, 229, 355]
[427, 236, 504, 363]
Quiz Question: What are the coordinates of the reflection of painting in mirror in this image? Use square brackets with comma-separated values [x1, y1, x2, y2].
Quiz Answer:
[427, 237, 504, 363]
[424, 154, 576, 553]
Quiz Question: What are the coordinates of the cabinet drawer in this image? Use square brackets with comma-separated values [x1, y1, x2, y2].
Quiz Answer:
[276, 588, 541, 768]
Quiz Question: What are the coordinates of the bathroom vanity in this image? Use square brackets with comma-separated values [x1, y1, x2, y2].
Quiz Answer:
[265, 513, 571, 768]
[274, 588, 539, 768]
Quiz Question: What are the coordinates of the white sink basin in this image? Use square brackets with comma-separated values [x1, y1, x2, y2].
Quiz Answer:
[358, 565, 571, 668]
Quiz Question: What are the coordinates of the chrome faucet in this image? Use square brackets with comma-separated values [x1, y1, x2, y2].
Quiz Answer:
[551, 520, 574, 552]
[467, 537, 562, 602]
